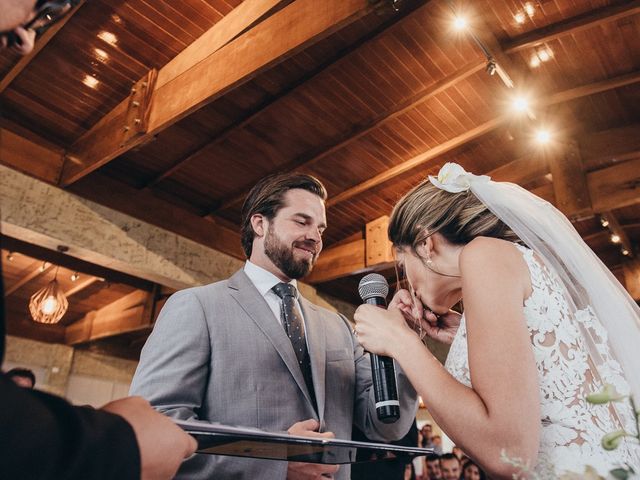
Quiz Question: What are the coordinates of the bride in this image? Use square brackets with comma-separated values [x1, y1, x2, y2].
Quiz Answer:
[353, 163, 640, 478]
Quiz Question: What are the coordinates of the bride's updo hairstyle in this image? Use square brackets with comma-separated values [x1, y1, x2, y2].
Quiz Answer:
[388, 178, 520, 252]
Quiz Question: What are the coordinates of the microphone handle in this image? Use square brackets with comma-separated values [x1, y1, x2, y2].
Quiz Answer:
[365, 297, 400, 423]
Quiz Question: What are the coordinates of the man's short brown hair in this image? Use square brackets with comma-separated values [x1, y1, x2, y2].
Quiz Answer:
[240, 173, 327, 258]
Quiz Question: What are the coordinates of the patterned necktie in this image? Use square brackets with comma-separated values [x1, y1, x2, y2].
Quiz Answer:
[272, 282, 316, 408]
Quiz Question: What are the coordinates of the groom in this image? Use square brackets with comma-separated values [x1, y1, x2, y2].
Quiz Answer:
[130, 173, 418, 479]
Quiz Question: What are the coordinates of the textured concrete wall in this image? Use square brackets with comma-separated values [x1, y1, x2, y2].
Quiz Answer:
[0, 165, 242, 289]
[3, 335, 74, 396]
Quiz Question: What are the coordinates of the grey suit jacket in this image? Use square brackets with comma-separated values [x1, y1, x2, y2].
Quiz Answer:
[130, 269, 417, 479]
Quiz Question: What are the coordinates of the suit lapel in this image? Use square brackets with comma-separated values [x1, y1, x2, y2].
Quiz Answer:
[227, 270, 314, 408]
[300, 298, 326, 423]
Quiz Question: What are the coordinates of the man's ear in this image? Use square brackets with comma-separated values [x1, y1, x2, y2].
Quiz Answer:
[250, 214, 266, 237]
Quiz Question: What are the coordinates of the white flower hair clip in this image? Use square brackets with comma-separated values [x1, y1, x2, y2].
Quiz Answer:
[428, 162, 490, 193]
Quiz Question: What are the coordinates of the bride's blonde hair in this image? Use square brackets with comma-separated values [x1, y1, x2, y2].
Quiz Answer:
[388, 178, 520, 251]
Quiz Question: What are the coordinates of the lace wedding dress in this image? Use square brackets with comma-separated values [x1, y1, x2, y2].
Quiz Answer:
[444, 245, 640, 477]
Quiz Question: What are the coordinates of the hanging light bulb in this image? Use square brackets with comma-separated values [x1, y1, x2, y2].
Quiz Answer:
[29, 267, 68, 324]
[71, 272, 80, 282]
[610, 234, 621, 244]
[6, 252, 14, 262]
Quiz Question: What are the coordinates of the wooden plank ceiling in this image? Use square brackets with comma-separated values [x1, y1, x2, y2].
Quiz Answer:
[1, 0, 639, 356]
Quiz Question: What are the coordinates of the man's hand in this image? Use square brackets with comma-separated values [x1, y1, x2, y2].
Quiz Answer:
[102, 396, 197, 480]
[287, 419, 339, 479]
[0, 27, 36, 55]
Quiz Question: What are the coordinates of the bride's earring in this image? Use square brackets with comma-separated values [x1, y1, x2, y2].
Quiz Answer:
[426, 255, 433, 267]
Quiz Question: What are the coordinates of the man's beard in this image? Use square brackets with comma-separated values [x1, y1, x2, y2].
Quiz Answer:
[264, 227, 317, 280]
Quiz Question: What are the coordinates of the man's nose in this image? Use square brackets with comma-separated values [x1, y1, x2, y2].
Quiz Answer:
[305, 227, 322, 243]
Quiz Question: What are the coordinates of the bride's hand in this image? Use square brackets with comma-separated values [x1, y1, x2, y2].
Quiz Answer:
[353, 304, 415, 357]
[420, 309, 461, 345]
[388, 288, 423, 323]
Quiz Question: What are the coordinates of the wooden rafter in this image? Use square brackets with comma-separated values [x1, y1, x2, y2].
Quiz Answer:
[59, 0, 374, 187]
[216, 60, 486, 213]
[210, 1, 629, 213]
[0, 127, 65, 184]
[325, 70, 640, 208]
[504, 0, 640, 55]
[142, 1, 426, 191]
[0, 1, 86, 94]
[65, 289, 154, 345]
[64, 276, 103, 298]
[4, 262, 53, 297]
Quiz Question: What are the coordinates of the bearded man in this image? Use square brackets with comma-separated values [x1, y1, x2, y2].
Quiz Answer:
[130, 173, 418, 480]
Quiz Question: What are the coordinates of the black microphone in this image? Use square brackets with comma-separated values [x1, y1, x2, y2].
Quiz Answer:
[358, 273, 400, 424]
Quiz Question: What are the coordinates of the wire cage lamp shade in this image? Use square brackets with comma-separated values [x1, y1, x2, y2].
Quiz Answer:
[29, 277, 68, 324]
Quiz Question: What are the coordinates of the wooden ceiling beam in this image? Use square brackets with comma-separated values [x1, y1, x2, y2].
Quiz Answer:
[4, 262, 53, 297]
[217, 60, 486, 213]
[580, 123, 640, 171]
[0, 127, 64, 184]
[65, 289, 154, 345]
[549, 140, 592, 219]
[504, 0, 640, 54]
[326, 70, 640, 208]
[214, 1, 631, 213]
[59, 0, 373, 187]
[0, 1, 86, 94]
[143, 1, 424, 191]
[623, 260, 640, 300]
[589, 157, 640, 214]
[64, 276, 103, 298]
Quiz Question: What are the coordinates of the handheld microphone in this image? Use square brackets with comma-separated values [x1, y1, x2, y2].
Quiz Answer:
[358, 273, 400, 424]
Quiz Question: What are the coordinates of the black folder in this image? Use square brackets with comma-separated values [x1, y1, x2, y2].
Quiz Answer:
[176, 420, 432, 465]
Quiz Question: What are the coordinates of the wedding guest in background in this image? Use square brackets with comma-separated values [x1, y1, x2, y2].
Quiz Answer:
[431, 435, 443, 454]
[425, 454, 442, 480]
[439, 453, 461, 480]
[6, 367, 35, 389]
[461, 459, 486, 480]
[419, 423, 433, 447]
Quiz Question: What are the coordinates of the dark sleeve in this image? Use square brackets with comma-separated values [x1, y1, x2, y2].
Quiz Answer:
[0, 374, 141, 480]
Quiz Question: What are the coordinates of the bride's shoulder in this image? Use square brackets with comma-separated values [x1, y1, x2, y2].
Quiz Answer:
[460, 237, 530, 281]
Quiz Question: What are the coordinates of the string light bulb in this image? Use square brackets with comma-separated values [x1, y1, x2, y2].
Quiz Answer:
[6, 252, 14, 262]
[453, 15, 468, 31]
[600, 217, 610, 228]
[535, 129, 551, 144]
[71, 272, 80, 282]
[611, 234, 621, 244]
[512, 96, 529, 113]
[621, 248, 630, 256]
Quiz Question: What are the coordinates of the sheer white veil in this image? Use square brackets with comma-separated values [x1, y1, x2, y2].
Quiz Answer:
[430, 163, 640, 401]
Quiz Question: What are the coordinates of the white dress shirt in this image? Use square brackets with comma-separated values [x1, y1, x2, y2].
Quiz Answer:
[243, 261, 307, 329]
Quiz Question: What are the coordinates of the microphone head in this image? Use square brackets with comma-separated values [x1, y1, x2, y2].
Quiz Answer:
[358, 273, 389, 302]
